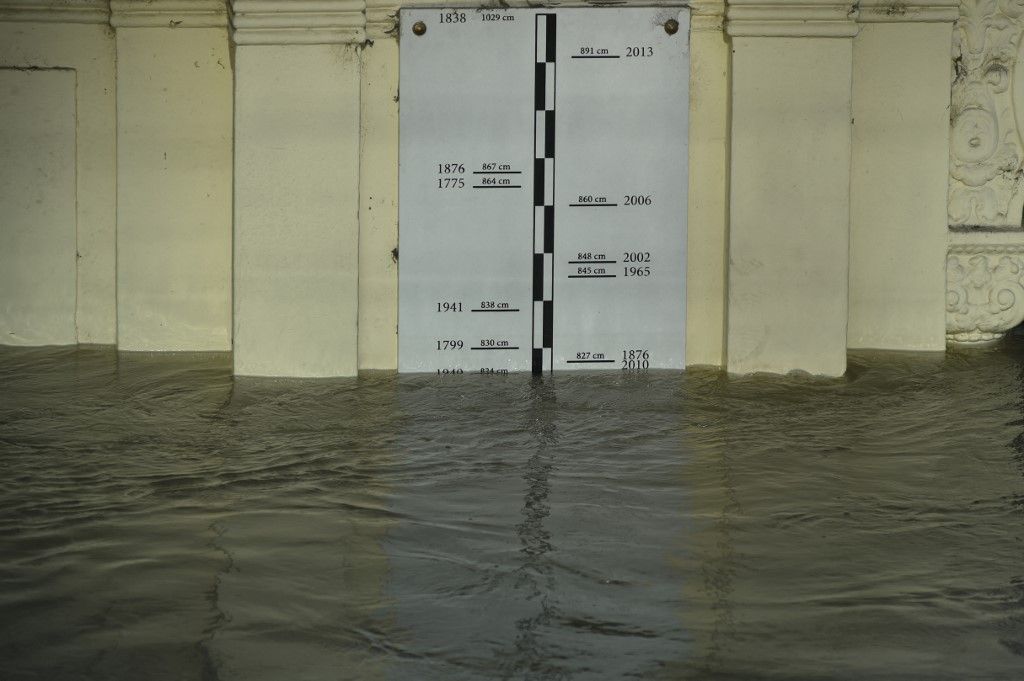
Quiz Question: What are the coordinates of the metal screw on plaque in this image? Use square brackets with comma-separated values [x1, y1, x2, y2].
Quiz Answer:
[664, 18, 679, 35]
[412, 20, 427, 35]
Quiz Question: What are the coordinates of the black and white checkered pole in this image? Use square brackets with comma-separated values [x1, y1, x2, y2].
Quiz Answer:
[532, 13, 556, 374]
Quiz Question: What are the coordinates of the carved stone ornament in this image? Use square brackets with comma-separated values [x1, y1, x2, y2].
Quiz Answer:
[947, 244, 1024, 343]
[949, 0, 1024, 228]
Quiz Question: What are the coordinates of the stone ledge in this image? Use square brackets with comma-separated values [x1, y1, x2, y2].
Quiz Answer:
[949, 243, 1024, 255]
[0, 0, 109, 24]
[857, 0, 959, 23]
[110, 0, 228, 28]
[367, 1, 699, 40]
[231, 0, 365, 44]
[726, 0, 859, 37]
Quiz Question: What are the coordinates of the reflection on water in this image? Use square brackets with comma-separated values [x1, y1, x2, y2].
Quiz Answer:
[1, 345, 1024, 680]
[508, 379, 558, 678]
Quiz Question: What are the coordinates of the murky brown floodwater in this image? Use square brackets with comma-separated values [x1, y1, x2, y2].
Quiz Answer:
[1, 343, 1023, 680]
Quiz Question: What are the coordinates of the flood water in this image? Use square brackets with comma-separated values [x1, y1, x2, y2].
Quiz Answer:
[1, 344, 1024, 680]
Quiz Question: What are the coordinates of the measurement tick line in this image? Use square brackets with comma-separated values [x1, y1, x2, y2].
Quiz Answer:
[568, 260, 617, 264]
[566, 359, 616, 363]
[570, 55, 621, 59]
[471, 346, 521, 350]
[568, 274, 617, 278]
[471, 308, 521, 312]
[570, 203, 618, 207]
[473, 185, 522, 189]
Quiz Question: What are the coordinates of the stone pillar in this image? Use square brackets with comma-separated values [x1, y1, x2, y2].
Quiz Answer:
[725, 1, 857, 376]
[0, 68, 77, 345]
[848, 1, 958, 352]
[358, 1, 400, 371]
[231, 0, 363, 377]
[112, 0, 233, 351]
[685, 0, 730, 368]
[0, 1, 117, 345]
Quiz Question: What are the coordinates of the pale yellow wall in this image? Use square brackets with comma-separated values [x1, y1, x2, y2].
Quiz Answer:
[0, 4, 964, 376]
[848, 22, 952, 352]
[0, 68, 78, 345]
[115, 26, 233, 351]
[358, 39, 400, 371]
[0, 22, 117, 345]
[686, 15, 730, 368]
[727, 37, 854, 377]
[233, 44, 361, 377]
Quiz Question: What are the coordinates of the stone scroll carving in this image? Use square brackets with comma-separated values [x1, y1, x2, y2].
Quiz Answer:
[949, 0, 1024, 228]
[947, 244, 1024, 343]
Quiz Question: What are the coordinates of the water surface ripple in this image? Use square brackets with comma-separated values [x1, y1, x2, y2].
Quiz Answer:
[2, 345, 1024, 680]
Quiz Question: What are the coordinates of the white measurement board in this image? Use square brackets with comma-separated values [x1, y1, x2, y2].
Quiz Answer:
[398, 7, 689, 374]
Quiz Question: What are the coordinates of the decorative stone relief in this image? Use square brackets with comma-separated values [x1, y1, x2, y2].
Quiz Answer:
[949, 0, 1024, 228]
[947, 244, 1024, 343]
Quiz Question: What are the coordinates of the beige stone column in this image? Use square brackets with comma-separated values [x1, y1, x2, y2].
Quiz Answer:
[231, 0, 364, 377]
[358, 1, 400, 371]
[725, 1, 858, 377]
[0, 1, 117, 345]
[0, 68, 77, 346]
[686, 0, 730, 368]
[848, 2, 957, 352]
[112, 0, 233, 351]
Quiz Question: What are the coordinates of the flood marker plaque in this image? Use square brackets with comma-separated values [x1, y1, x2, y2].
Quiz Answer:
[398, 8, 689, 374]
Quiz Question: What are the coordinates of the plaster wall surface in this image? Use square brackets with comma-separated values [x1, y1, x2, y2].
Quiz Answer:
[115, 27, 233, 351]
[685, 21, 730, 367]
[0, 3, 963, 376]
[849, 22, 951, 351]
[0, 68, 78, 345]
[727, 37, 853, 377]
[0, 22, 116, 344]
[358, 40, 400, 371]
[233, 44, 361, 377]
